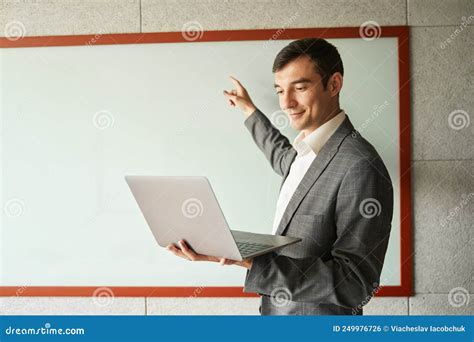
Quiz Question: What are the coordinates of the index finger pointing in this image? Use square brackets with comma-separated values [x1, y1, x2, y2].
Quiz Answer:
[229, 76, 244, 90]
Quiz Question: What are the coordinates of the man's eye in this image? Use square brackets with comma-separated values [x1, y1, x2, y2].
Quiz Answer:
[296, 87, 306, 91]
[276, 91, 283, 95]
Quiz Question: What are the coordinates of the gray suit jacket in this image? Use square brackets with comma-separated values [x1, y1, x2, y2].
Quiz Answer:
[242, 109, 394, 315]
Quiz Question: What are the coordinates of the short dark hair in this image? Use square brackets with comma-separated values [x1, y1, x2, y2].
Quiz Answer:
[272, 38, 344, 89]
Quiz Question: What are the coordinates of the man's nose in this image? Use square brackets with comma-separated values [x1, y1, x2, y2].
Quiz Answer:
[281, 94, 297, 113]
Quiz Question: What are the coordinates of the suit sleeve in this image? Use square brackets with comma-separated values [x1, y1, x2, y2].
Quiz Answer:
[243, 157, 394, 309]
[244, 108, 297, 177]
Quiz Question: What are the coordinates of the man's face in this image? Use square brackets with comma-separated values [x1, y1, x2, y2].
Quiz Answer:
[274, 56, 338, 135]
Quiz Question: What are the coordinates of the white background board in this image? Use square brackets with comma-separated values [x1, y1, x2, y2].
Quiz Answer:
[1, 37, 400, 287]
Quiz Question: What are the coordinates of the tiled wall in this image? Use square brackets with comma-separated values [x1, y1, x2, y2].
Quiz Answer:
[1, 0, 472, 315]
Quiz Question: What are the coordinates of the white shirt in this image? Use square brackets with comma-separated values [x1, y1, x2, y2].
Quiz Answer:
[272, 110, 347, 234]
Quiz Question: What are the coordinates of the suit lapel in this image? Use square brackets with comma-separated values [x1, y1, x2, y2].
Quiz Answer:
[275, 115, 355, 236]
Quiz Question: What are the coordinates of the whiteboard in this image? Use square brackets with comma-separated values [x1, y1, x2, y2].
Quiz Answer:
[1, 34, 404, 290]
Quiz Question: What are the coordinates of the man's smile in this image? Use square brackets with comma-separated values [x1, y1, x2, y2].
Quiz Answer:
[289, 110, 305, 119]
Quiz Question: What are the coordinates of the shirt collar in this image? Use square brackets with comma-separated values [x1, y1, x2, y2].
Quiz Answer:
[292, 110, 346, 155]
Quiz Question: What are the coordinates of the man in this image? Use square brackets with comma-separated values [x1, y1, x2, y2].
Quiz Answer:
[167, 38, 393, 315]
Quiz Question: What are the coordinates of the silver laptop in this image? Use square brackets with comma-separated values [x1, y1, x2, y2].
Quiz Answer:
[125, 176, 301, 261]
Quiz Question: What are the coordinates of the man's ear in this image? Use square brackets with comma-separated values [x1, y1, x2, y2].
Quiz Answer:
[329, 72, 343, 97]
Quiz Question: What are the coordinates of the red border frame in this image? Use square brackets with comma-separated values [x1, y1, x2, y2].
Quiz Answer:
[0, 26, 412, 297]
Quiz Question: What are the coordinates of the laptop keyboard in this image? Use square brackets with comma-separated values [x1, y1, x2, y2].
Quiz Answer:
[236, 241, 273, 256]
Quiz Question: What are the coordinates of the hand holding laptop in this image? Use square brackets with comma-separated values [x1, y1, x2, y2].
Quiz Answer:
[125, 175, 300, 269]
[166, 239, 253, 269]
